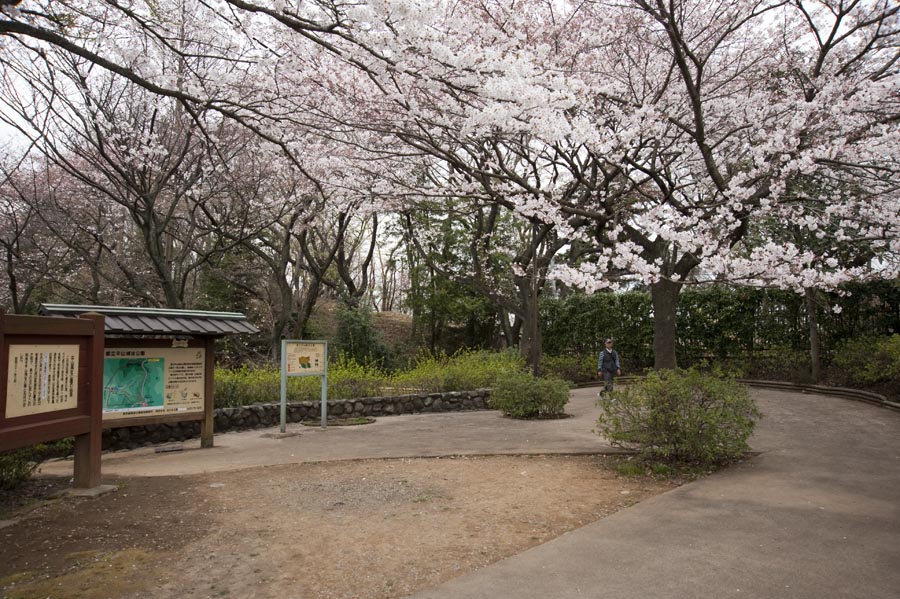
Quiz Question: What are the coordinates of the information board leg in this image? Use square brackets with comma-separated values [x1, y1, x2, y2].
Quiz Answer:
[280, 339, 288, 433]
[73, 430, 101, 488]
[201, 337, 216, 448]
[321, 374, 327, 429]
[74, 312, 104, 489]
[201, 417, 214, 448]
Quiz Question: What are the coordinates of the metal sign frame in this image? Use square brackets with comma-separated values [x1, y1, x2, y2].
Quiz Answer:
[280, 340, 328, 432]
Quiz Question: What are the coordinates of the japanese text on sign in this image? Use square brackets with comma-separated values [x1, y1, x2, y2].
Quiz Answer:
[103, 347, 205, 420]
[5, 345, 80, 418]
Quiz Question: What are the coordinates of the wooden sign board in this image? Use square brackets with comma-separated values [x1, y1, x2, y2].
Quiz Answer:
[0, 312, 104, 489]
[102, 338, 216, 448]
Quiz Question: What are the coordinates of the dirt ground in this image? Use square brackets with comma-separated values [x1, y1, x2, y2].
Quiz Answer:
[0, 455, 684, 599]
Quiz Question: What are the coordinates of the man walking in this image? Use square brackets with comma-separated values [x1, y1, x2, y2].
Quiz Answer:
[597, 338, 621, 394]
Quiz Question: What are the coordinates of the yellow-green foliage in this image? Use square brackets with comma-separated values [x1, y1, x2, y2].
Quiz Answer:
[214, 365, 317, 407]
[390, 349, 525, 392]
[215, 350, 525, 408]
[328, 355, 387, 399]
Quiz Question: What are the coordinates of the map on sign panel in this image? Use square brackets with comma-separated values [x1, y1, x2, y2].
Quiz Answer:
[103, 357, 165, 411]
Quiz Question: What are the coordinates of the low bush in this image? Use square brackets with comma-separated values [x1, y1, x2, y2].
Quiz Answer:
[387, 353, 445, 392]
[490, 370, 570, 419]
[0, 449, 40, 491]
[541, 354, 597, 384]
[391, 349, 525, 392]
[832, 334, 900, 387]
[216, 365, 281, 407]
[721, 347, 812, 383]
[0, 438, 74, 491]
[441, 350, 525, 391]
[215, 360, 386, 408]
[597, 369, 760, 465]
[215, 350, 525, 407]
[328, 356, 387, 400]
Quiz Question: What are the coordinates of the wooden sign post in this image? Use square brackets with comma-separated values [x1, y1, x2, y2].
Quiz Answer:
[0, 312, 105, 489]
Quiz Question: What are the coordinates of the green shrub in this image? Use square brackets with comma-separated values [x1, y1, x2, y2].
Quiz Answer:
[333, 305, 390, 366]
[0, 449, 40, 490]
[732, 347, 812, 383]
[215, 365, 282, 407]
[490, 370, 570, 419]
[215, 349, 526, 408]
[597, 369, 760, 465]
[832, 335, 900, 386]
[541, 354, 596, 384]
[0, 438, 74, 490]
[441, 350, 524, 391]
[388, 352, 445, 392]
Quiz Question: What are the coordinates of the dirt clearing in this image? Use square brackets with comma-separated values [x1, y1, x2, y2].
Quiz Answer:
[1, 455, 683, 599]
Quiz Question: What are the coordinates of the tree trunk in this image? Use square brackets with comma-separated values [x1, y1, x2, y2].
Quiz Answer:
[518, 299, 543, 376]
[651, 278, 682, 370]
[294, 279, 322, 340]
[806, 287, 821, 383]
[499, 308, 515, 348]
[270, 278, 295, 359]
[515, 274, 543, 376]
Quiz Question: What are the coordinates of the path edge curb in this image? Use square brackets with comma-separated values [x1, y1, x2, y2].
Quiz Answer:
[576, 377, 899, 412]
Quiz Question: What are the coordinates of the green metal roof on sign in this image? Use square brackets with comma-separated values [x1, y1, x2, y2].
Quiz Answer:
[39, 304, 259, 337]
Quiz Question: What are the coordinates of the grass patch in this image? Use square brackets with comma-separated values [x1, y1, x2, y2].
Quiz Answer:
[612, 456, 715, 480]
[614, 461, 647, 477]
[0, 548, 159, 599]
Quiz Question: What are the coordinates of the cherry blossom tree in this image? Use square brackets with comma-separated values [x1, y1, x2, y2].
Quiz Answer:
[311, 0, 900, 368]
[0, 154, 82, 312]
[2, 0, 898, 368]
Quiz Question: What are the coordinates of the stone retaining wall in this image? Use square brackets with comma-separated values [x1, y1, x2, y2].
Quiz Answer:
[103, 389, 492, 451]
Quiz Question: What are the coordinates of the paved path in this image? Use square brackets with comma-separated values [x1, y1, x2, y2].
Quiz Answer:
[409, 388, 900, 599]
[41, 387, 621, 478]
[40, 386, 900, 598]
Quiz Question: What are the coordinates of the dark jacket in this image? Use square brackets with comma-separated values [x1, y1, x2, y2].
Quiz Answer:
[598, 349, 621, 372]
